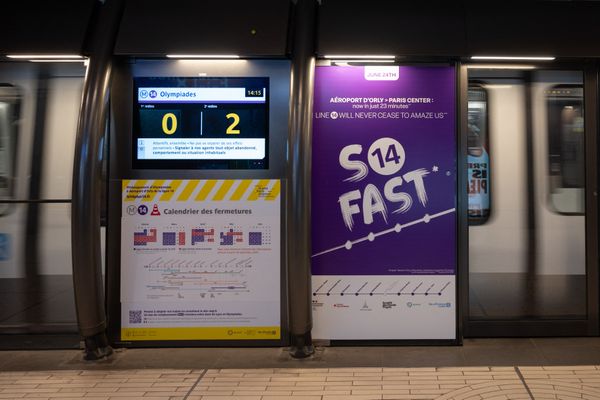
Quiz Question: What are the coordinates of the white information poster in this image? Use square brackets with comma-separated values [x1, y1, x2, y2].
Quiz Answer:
[120, 179, 281, 341]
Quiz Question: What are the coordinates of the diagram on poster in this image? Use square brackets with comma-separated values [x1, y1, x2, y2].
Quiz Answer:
[120, 179, 280, 341]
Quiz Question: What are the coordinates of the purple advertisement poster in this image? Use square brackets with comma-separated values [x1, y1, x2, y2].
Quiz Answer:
[311, 65, 456, 340]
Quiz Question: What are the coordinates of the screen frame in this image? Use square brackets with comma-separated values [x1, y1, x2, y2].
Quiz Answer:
[131, 76, 270, 170]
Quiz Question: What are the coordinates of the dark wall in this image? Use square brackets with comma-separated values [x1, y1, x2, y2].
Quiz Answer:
[0, 0, 96, 54]
[465, 1, 600, 57]
[318, 1, 467, 57]
[4, 0, 600, 58]
[318, 0, 600, 58]
[115, 0, 291, 56]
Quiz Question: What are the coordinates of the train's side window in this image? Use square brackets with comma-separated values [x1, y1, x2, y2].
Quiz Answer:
[467, 85, 491, 225]
[0, 85, 20, 216]
[546, 84, 584, 214]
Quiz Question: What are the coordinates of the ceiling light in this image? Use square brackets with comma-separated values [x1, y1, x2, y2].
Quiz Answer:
[323, 55, 396, 60]
[483, 84, 514, 89]
[331, 60, 395, 66]
[471, 56, 555, 61]
[7, 54, 83, 59]
[166, 54, 240, 59]
[333, 60, 395, 63]
[28, 59, 87, 63]
[466, 64, 537, 70]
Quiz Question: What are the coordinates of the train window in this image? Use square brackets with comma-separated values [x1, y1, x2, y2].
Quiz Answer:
[0, 85, 20, 216]
[546, 84, 584, 214]
[467, 85, 491, 224]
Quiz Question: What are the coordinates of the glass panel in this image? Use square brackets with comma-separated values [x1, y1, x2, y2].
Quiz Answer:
[546, 85, 585, 214]
[0, 85, 20, 215]
[468, 68, 586, 321]
[0, 203, 77, 331]
[467, 85, 491, 224]
[0, 62, 86, 334]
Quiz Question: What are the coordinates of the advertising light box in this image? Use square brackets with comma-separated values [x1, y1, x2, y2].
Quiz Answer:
[133, 77, 269, 170]
[311, 65, 457, 341]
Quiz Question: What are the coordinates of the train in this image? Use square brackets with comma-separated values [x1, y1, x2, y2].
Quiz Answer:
[467, 68, 586, 328]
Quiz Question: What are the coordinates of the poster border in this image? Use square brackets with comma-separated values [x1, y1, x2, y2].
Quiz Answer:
[311, 62, 461, 345]
[109, 178, 288, 347]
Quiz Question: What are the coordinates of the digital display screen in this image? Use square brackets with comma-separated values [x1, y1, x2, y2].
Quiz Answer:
[133, 77, 269, 169]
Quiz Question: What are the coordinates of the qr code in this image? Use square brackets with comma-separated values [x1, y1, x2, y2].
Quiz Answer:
[129, 310, 142, 324]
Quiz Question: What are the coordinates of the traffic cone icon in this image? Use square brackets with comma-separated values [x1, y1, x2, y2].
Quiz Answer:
[151, 204, 161, 216]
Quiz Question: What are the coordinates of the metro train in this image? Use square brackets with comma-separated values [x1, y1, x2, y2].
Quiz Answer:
[467, 68, 587, 326]
[0, 62, 90, 334]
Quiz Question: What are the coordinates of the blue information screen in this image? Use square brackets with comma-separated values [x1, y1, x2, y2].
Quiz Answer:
[133, 77, 269, 170]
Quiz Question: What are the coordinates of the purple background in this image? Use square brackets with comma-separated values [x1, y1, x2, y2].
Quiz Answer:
[311, 66, 456, 276]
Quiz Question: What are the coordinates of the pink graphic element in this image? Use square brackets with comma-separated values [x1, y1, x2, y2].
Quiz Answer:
[192, 228, 215, 244]
[220, 229, 243, 245]
[134, 228, 157, 246]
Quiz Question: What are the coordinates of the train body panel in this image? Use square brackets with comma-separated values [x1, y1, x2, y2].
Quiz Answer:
[470, 83, 528, 274]
[0, 66, 84, 291]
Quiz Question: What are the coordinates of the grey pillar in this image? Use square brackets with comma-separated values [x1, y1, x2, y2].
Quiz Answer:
[287, 0, 317, 358]
[72, 0, 125, 360]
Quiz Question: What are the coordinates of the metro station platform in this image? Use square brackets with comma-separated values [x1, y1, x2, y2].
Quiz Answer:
[2, 338, 600, 399]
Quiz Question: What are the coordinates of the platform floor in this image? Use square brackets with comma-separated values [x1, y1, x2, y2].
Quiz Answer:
[3, 338, 600, 399]
[3, 365, 600, 399]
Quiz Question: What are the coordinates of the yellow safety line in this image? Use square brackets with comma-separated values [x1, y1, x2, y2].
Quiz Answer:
[213, 180, 234, 201]
[195, 180, 217, 201]
[159, 180, 182, 201]
[177, 181, 200, 202]
[143, 179, 165, 202]
[230, 180, 252, 201]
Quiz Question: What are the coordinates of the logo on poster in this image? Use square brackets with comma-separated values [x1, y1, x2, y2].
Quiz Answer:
[151, 204, 161, 216]
[338, 137, 431, 231]
[429, 302, 452, 308]
[382, 301, 397, 309]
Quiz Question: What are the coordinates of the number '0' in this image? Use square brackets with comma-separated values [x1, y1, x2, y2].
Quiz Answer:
[161, 113, 177, 135]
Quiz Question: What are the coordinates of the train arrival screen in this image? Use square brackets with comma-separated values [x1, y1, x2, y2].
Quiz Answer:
[133, 77, 269, 169]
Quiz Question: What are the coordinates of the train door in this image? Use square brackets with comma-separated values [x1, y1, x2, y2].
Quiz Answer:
[0, 61, 87, 346]
[464, 65, 598, 336]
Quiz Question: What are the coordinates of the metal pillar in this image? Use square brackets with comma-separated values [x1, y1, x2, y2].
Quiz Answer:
[287, 0, 317, 358]
[72, 0, 124, 360]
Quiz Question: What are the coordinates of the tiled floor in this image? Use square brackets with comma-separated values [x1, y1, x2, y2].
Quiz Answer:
[3, 340, 600, 399]
[3, 366, 600, 399]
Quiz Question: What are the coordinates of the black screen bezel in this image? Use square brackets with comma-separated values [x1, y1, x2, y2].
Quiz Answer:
[132, 76, 270, 170]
